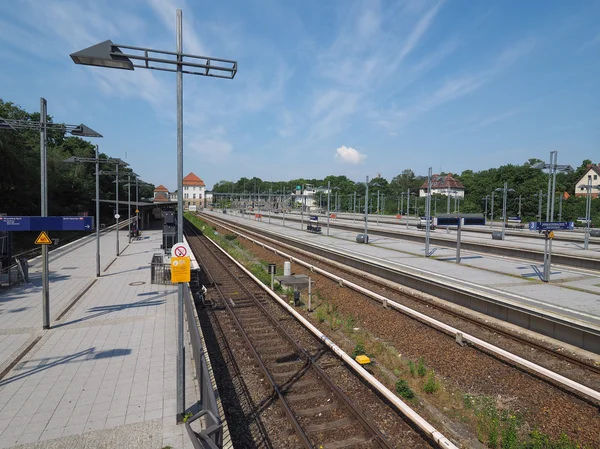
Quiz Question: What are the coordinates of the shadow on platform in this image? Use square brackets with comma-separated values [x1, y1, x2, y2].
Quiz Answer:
[0, 347, 132, 386]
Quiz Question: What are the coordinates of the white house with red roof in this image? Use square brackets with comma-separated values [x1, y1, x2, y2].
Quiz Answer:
[575, 164, 600, 198]
[418, 173, 465, 198]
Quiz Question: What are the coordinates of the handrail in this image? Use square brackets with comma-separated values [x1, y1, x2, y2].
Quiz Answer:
[184, 285, 223, 448]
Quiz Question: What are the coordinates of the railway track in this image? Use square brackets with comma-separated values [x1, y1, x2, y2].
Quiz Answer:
[184, 221, 435, 449]
[203, 213, 600, 378]
[193, 213, 600, 448]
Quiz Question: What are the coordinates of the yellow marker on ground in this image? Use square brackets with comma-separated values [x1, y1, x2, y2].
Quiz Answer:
[355, 355, 371, 365]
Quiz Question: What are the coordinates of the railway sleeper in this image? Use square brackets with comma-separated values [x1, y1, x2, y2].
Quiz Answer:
[285, 390, 333, 403]
[294, 402, 339, 417]
[261, 351, 298, 361]
[305, 417, 358, 433]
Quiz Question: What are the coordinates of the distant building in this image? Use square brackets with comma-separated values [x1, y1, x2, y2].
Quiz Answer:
[204, 191, 214, 207]
[183, 173, 206, 209]
[163, 173, 207, 209]
[575, 164, 600, 198]
[419, 173, 465, 198]
[153, 185, 170, 202]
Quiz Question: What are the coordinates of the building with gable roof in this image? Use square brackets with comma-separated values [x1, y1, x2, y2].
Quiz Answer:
[575, 164, 600, 198]
[153, 185, 170, 202]
[418, 173, 465, 198]
[182, 172, 206, 209]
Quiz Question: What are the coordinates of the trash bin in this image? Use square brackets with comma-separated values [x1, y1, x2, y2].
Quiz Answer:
[590, 230, 600, 237]
[356, 233, 369, 244]
[293, 290, 300, 306]
[491, 231, 503, 240]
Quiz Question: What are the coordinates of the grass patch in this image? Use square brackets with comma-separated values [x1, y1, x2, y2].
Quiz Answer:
[422, 370, 440, 394]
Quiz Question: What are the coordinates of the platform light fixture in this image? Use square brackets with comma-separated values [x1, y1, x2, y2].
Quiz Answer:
[63, 151, 127, 277]
[71, 10, 238, 421]
[0, 99, 102, 330]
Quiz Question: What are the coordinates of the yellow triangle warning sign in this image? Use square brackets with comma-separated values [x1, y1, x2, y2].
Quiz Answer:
[35, 231, 53, 245]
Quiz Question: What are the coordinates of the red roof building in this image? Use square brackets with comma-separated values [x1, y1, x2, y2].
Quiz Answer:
[418, 173, 465, 198]
[153, 184, 170, 202]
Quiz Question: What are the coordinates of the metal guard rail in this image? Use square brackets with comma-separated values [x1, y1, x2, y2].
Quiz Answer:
[184, 284, 223, 448]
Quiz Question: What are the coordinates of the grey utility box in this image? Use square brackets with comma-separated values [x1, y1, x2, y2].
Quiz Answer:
[491, 231, 503, 240]
[356, 233, 369, 244]
[590, 229, 600, 237]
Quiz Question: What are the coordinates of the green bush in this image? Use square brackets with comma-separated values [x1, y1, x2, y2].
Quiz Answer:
[395, 380, 414, 399]
[408, 360, 416, 377]
[422, 370, 440, 394]
[351, 342, 367, 359]
[417, 357, 427, 377]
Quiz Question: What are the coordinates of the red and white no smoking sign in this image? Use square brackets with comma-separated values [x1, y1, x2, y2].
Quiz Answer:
[172, 242, 191, 258]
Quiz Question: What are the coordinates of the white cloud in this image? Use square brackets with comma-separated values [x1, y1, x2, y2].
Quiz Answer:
[189, 136, 233, 165]
[335, 146, 367, 164]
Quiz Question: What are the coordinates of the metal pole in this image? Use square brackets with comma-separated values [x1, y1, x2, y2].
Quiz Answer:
[176, 8, 185, 421]
[446, 187, 450, 213]
[364, 176, 369, 239]
[268, 188, 271, 224]
[550, 151, 557, 221]
[95, 145, 100, 277]
[116, 162, 119, 256]
[559, 193, 563, 221]
[502, 182, 507, 240]
[518, 195, 522, 218]
[425, 167, 432, 257]
[546, 152, 552, 222]
[301, 193, 305, 230]
[491, 192, 495, 228]
[584, 177, 591, 250]
[406, 189, 410, 230]
[40, 98, 50, 329]
[456, 218, 462, 263]
[326, 181, 330, 236]
[397, 196, 400, 214]
[308, 277, 312, 312]
[484, 196, 488, 220]
[538, 190, 542, 222]
[377, 191, 380, 225]
[127, 175, 131, 243]
[353, 191, 356, 222]
[543, 232, 549, 281]
[136, 177, 139, 231]
[401, 194, 404, 216]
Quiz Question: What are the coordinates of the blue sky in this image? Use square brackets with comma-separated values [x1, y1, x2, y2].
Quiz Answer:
[1, 0, 598, 190]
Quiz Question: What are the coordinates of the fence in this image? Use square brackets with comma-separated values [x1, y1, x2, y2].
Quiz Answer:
[184, 286, 223, 449]
[150, 253, 171, 284]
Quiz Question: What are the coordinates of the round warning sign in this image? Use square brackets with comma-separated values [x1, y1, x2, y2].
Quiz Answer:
[172, 242, 191, 258]
[114, 214, 121, 219]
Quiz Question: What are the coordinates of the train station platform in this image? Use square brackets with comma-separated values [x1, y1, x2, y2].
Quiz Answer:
[204, 210, 600, 332]
[0, 229, 199, 448]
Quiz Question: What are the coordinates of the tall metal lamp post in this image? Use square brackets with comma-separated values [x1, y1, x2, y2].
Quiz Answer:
[99, 161, 131, 257]
[0, 102, 102, 330]
[63, 150, 126, 277]
[532, 153, 573, 221]
[425, 167, 432, 257]
[494, 183, 515, 240]
[70, 10, 238, 420]
[579, 178, 600, 250]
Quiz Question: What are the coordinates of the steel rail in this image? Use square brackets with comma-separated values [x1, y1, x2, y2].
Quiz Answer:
[201, 214, 600, 402]
[184, 220, 394, 448]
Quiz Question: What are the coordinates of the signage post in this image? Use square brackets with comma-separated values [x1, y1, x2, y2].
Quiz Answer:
[268, 263, 276, 290]
[529, 222, 573, 282]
